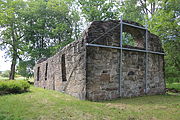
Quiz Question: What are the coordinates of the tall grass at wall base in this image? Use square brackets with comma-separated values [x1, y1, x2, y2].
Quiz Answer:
[0, 80, 30, 95]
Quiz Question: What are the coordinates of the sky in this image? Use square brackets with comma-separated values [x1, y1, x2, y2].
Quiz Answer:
[0, 50, 11, 71]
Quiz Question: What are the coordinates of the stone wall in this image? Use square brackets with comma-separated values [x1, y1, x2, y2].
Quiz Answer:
[86, 47, 120, 101]
[85, 21, 165, 101]
[34, 40, 86, 99]
[122, 51, 146, 97]
[86, 49, 165, 101]
[147, 54, 165, 94]
[34, 20, 165, 101]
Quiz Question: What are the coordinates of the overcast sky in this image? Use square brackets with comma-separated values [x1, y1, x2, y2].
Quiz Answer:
[0, 50, 11, 71]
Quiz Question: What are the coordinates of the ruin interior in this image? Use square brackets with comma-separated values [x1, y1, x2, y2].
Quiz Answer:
[34, 20, 165, 101]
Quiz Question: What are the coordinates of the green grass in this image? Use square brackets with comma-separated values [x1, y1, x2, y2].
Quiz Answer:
[0, 86, 180, 120]
[166, 83, 180, 90]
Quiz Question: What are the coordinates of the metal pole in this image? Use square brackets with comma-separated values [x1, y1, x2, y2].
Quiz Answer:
[119, 15, 123, 97]
[86, 43, 165, 55]
[122, 22, 147, 30]
[145, 24, 148, 94]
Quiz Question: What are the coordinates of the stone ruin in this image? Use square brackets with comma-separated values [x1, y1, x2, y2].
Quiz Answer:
[34, 20, 165, 101]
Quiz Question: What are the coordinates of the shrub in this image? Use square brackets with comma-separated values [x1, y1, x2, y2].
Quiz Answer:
[0, 80, 30, 95]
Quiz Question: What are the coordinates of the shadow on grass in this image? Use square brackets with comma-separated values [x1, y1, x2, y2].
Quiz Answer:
[100, 93, 180, 106]
[0, 90, 32, 96]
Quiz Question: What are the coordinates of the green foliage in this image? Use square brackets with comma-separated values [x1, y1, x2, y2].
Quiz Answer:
[17, 60, 34, 78]
[165, 65, 180, 83]
[79, 0, 119, 21]
[120, 0, 145, 23]
[0, 0, 80, 78]
[122, 32, 135, 46]
[0, 0, 27, 79]
[148, 0, 180, 83]
[0, 80, 30, 94]
[166, 83, 180, 90]
[1, 70, 10, 78]
[21, 0, 79, 58]
[17, 0, 80, 77]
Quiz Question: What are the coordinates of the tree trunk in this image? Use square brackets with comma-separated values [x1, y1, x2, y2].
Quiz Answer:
[9, 53, 17, 80]
[9, 23, 17, 80]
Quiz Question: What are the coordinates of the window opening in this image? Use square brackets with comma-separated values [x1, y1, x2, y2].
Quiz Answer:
[45, 63, 48, 80]
[61, 54, 67, 82]
[122, 32, 135, 46]
[37, 67, 40, 81]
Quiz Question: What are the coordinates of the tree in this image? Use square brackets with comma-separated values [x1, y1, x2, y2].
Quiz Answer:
[19, 0, 80, 77]
[120, 0, 144, 22]
[0, 0, 80, 79]
[0, 0, 26, 80]
[79, 0, 119, 22]
[148, 0, 180, 83]
[17, 60, 34, 78]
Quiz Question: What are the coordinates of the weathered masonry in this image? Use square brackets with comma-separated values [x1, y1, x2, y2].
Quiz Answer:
[34, 20, 165, 101]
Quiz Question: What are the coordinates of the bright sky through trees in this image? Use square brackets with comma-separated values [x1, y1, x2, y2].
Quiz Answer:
[0, 51, 11, 71]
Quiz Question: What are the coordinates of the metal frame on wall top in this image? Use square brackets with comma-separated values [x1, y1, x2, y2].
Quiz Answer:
[85, 16, 165, 97]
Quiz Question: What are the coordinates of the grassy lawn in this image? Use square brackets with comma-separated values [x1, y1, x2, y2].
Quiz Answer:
[0, 86, 179, 120]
